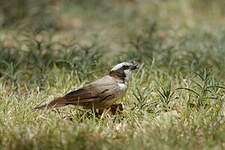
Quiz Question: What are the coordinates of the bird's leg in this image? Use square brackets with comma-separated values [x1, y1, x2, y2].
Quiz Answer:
[94, 108, 111, 118]
[110, 103, 123, 115]
[92, 109, 104, 117]
[98, 109, 105, 115]
[93, 104, 124, 117]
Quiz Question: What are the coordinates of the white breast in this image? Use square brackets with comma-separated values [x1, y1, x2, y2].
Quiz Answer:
[118, 82, 128, 92]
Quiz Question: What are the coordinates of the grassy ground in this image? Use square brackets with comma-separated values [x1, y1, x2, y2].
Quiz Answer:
[1, 0, 225, 149]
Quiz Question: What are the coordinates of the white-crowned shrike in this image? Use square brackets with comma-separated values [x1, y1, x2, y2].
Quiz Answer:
[35, 62, 138, 112]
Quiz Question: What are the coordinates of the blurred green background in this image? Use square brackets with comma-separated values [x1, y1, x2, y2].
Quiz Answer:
[1, 0, 225, 83]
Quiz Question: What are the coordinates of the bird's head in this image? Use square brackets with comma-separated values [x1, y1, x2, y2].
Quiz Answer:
[109, 61, 138, 82]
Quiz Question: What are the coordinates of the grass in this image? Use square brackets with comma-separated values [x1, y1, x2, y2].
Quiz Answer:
[1, 0, 225, 149]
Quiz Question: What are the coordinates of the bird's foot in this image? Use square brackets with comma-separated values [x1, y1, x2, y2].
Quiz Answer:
[109, 103, 123, 115]
[94, 104, 124, 117]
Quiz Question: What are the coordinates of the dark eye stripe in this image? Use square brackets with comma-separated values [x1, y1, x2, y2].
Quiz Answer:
[122, 65, 129, 70]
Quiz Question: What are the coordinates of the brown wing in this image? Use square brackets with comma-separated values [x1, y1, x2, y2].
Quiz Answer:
[65, 88, 99, 101]
[63, 76, 119, 104]
[34, 76, 120, 109]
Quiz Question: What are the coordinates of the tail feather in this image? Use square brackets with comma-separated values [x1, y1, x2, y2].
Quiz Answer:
[34, 97, 68, 110]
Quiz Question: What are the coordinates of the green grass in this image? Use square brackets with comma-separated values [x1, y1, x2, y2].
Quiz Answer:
[1, 0, 225, 149]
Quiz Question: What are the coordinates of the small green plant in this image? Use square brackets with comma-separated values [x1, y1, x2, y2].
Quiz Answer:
[132, 87, 150, 110]
[177, 69, 225, 108]
[157, 83, 175, 111]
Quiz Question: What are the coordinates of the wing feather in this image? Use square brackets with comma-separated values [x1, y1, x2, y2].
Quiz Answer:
[34, 75, 121, 109]
[61, 76, 119, 104]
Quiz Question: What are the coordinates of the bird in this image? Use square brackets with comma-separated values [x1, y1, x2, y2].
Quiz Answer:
[34, 61, 138, 112]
